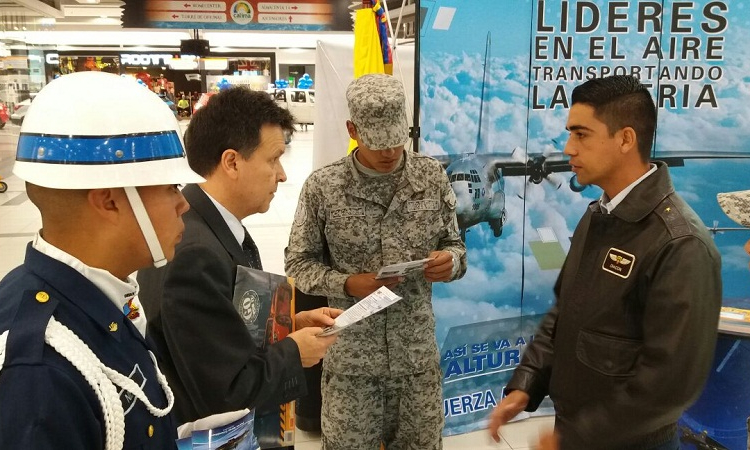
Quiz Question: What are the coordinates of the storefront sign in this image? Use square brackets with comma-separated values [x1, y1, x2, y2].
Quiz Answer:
[47, 53, 176, 68]
[0, 57, 29, 70]
[120, 53, 174, 67]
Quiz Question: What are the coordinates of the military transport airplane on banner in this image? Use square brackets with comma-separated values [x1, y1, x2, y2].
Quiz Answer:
[433, 148, 574, 241]
[430, 32, 576, 241]
[431, 33, 750, 242]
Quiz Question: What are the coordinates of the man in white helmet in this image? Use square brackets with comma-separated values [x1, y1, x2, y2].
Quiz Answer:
[0, 71, 205, 450]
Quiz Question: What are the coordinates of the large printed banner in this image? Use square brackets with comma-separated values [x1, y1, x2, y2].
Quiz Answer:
[440, 314, 553, 434]
[122, 0, 352, 31]
[420, 0, 750, 441]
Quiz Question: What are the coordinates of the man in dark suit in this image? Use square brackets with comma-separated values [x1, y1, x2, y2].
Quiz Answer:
[137, 87, 340, 434]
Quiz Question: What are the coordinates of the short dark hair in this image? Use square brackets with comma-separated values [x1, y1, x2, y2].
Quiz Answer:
[571, 75, 656, 162]
[184, 87, 295, 176]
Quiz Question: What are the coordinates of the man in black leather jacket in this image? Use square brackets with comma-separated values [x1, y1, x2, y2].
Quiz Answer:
[488, 75, 722, 450]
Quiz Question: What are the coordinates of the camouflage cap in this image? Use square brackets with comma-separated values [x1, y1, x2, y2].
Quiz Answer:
[346, 74, 409, 150]
[718, 190, 750, 227]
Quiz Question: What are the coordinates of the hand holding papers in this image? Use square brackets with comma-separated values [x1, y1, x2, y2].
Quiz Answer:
[375, 258, 434, 279]
[318, 286, 402, 336]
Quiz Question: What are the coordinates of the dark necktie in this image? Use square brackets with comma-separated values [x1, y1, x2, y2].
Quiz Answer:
[242, 227, 263, 270]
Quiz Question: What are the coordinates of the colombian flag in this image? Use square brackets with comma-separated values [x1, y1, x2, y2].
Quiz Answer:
[354, 0, 392, 77]
[350, 1, 393, 153]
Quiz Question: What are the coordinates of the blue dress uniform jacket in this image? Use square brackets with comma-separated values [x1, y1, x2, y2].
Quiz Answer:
[137, 184, 306, 424]
[0, 245, 178, 450]
[506, 162, 722, 450]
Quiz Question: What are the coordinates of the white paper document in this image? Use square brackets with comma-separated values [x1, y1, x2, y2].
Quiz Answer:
[318, 286, 402, 336]
[375, 258, 433, 279]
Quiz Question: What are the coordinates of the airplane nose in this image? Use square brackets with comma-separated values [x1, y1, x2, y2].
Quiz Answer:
[451, 183, 473, 215]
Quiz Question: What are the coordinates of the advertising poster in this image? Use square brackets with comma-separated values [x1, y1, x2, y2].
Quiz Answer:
[176, 410, 259, 450]
[233, 267, 296, 448]
[420, 0, 750, 442]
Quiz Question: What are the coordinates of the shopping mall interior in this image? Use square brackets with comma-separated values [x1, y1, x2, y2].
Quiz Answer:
[0, 1, 555, 448]
[2, 1, 749, 449]
[0, 119, 550, 450]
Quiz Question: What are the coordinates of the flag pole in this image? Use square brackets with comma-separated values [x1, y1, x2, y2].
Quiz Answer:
[411, 0, 421, 153]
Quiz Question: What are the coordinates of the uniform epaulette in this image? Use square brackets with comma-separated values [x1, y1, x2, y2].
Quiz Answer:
[3, 289, 59, 367]
[655, 196, 692, 239]
[411, 152, 440, 165]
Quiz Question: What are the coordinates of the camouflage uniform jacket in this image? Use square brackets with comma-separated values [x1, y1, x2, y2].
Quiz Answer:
[286, 150, 467, 376]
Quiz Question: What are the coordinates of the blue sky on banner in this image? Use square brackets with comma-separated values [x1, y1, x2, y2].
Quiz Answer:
[421, 0, 750, 346]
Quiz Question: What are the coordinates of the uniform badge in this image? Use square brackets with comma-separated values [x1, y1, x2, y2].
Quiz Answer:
[119, 364, 146, 415]
[444, 189, 457, 209]
[406, 199, 440, 212]
[602, 247, 635, 279]
[123, 298, 140, 320]
[294, 200, 307, 226]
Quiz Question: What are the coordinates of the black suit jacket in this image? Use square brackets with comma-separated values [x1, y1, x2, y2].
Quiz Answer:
[137, 184, 306, 424]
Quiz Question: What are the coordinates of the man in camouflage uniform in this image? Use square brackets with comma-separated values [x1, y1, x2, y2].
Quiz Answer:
[285, 73, 467, 450]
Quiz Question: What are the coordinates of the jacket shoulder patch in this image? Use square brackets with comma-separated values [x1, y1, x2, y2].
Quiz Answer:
[655, 197, 691, 238]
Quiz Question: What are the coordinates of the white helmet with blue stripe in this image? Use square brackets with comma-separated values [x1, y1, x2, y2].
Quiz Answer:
[14, 71, 203, 189]
[13, 71, 205, 267]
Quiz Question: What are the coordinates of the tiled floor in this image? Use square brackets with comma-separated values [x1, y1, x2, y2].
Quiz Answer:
[293, 415, 555, 450]
[0, 122, 554, 449]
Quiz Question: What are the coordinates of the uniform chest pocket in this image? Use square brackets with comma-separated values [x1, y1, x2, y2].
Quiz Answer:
[325, 208, 369, 268]
[405, 209, 444, 253]
[576, 329, 642, 377]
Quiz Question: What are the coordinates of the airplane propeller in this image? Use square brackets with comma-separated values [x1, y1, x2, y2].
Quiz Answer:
[706, 220, 748, 236]
[511, 146, 564, 190]
[711, 220, 724, 236]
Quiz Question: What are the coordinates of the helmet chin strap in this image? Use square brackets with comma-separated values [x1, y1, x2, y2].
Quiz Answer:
[123, 186, 167, 268]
